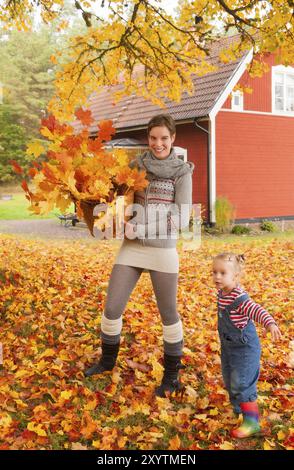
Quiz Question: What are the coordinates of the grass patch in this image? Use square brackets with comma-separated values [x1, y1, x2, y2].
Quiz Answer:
[202, 231, 294, 244]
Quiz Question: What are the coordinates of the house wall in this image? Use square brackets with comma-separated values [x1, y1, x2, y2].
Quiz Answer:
[222, 54, 292, 112]
[216, 111, 294, 219]
[116, 122, 209, 219]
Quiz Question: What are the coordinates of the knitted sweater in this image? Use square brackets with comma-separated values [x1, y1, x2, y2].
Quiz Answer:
[127, 161, 193, 248]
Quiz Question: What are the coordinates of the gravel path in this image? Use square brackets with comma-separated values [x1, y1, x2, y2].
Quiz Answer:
[0, 218, 97, 240]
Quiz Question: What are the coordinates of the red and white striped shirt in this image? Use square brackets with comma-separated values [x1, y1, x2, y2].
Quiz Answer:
[217, 286, 276, 329]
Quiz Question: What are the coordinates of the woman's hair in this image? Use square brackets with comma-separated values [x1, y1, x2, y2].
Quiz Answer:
[147, 114, 176, 136]
[213, 252, 245, 275]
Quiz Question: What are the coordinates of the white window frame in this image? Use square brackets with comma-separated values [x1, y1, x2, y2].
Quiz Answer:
[231, 90, 244, 111]
[272, 65, 294, 116]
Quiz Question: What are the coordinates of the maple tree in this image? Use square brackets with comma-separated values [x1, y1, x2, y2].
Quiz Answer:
[0, 235, 293, 450]
[10, 110, 149, 235]
[0, 1, 293, 118]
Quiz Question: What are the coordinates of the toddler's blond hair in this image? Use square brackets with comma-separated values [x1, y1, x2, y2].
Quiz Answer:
[213, 252, 245, 275]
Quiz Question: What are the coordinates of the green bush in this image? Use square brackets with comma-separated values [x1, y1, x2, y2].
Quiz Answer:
[215, 197, 235, 233]
[260, 220, 277, 232]
[231, 224, 251, 235]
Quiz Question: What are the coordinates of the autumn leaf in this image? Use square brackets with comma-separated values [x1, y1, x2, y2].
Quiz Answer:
[75, 108, 94, 127]
[26, 141, 45, 158]
[9, 160, 23, 174]
[87, 137, 102, 154]
[97, 120, 116, 142]
[19, 114, 148, 228]
[80, 411, 98, 439]
[168, 435, 181, 450]
[27, 422, 47, 437]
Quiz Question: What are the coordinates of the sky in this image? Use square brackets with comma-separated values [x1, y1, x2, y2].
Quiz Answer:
[90, 0, 180, 20]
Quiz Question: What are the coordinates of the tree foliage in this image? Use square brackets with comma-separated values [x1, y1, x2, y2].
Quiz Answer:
[0, 29, 56, 136]
[1, 1, 293, 119]
[0, 105, 27, 183]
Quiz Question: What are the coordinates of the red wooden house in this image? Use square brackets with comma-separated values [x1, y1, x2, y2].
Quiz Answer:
[77, 39, 294, 225]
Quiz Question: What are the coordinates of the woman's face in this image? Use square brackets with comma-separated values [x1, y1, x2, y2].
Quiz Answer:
[148, 125, 175, 159]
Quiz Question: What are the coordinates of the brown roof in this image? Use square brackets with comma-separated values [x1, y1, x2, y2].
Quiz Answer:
[74, 36, 248, 135]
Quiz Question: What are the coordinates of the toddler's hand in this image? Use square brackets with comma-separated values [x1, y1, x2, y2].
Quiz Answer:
[266, 323, 282, 342]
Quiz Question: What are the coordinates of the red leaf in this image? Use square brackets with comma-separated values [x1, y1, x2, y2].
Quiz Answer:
[21, 180, 29, 194]
[41, 114, 68, 135]
[9, 160, 23, 174]
[41, 114, 57, 132]
[75, 108, 94, 126]
[32, 161, 41, 170]
[28, 168, 38, 178]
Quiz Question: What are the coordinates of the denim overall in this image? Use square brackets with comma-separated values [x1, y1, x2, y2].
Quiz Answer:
[218, 293, 261, 414]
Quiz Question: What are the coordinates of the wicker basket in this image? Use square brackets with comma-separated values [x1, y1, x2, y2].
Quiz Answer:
[77, 191, 134, 237]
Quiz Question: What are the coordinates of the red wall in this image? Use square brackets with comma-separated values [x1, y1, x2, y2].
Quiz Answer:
[117, 123, 209, 219]
[216, 111, 294, 219]
[222, 54, 289, 112]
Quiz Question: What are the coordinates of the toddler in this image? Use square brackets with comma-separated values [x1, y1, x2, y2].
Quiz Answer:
[213, 252, 281, 438]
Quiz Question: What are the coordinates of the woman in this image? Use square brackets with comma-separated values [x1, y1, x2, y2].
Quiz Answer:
[85, 113, 194, 397]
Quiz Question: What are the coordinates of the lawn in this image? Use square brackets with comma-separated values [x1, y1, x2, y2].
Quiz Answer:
[0, 233, 293, 450]
[0, 192, 75, 220]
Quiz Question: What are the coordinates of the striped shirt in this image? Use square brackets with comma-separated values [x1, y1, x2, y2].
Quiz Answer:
[217, 286, 276, 329]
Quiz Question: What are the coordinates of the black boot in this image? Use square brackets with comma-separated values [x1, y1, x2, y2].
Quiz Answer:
[155, 354, 185, 397]
[84, 342, 120, 377]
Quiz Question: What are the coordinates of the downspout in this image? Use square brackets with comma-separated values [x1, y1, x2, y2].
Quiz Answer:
[194, 118, 212, 226]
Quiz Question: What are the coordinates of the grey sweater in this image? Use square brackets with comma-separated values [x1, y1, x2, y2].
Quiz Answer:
[127, 158, 193, 248]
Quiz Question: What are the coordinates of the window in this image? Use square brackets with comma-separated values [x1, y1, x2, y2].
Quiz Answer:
[231, 91, 243, 111]
[273, 66, 294, 115]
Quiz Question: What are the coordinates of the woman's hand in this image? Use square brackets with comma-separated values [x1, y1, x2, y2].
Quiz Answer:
[266, 323, 282, 342]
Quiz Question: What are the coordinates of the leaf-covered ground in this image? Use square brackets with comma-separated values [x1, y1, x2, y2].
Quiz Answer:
[0, 234, 293, 450]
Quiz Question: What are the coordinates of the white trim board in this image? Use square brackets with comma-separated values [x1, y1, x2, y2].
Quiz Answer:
[208, 117, 216, 224]
[209, 48, 253, 120]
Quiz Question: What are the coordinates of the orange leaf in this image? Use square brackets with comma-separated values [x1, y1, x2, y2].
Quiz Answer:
[88, 137, 102, 153]
[98, 120, 116, 141]
[168, 435, 181, 450]
[80, 411, 97, 439]
[75, 108, 94, 127]
[61, 135, 83, 151]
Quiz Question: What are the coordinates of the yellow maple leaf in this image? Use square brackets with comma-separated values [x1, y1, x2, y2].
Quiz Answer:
[277, 430, 287, 441]
[26, 141, 45, 158]
[92, 440, 102, 449]
[219, 441, 235, 450]
[39, 348, 56, 359]
[0, 414, 12, 428]
[264, 440, 275, 450]
[27, 422, 47, 437]
[60, 390, 73, 400]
